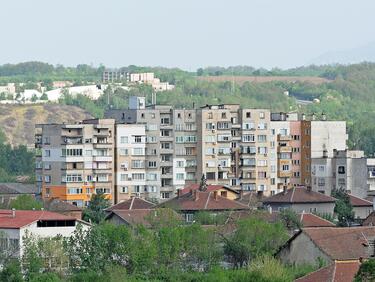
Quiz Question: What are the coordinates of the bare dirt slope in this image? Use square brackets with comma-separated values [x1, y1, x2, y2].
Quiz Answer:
[0, 104, 93, 148]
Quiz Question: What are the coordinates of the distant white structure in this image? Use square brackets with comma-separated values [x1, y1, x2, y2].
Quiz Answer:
[45, 85, 107, 101]
[20, 89, 43, 100]
[0, 83, 16, 95]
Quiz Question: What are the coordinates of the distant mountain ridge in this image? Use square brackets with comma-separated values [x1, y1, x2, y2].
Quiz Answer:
[309, 42, 375, 65]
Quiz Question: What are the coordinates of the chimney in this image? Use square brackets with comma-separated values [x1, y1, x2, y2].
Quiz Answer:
[193, 190, 199, 201]
[307, 186, 312, 192]
[11, 208, 15, 218]
[283, 186, 287, 194]
[213, 191, 218, 201]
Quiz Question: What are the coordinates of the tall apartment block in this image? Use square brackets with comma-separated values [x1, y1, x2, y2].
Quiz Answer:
[35, 119, 116, 207]
[36, 98, 349, 205]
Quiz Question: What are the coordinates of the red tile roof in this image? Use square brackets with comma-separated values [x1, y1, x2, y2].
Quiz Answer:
[363, 211, 375, 226]
[303, 227, 375, 260]
[159, 191, 249, 211]
[300, 213, 336, 228]
[296, 260, 360, 282]
[349, 195, 373, 207]
[263, 187, 336, 204]
[106, 197, 156, 212]
[106, 208, 180, 227]
[181, 184, 239, 195]
[0, 209, 75, 229]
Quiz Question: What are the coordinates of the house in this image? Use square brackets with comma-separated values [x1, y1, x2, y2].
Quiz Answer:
[0, 209, 90, 258]
[43, 198, 83, 220]
[362, 211, 375, 226]
[158, 189, 249, 222]
[349, 194, 373, 220]
[236, 191, 266, 209]
[106, 208, 180, 227]
[277, 226, 375, 266]
[181, 184, 239, 200]
[105, 197, 156, 212]
[296, 260, 360, 282]
[263, 187, 336, 215]
[0, 183, 40, 207]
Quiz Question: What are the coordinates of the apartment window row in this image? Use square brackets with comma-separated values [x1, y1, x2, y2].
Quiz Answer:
[120, 185, 158, 193]
[175, 136, 197, 143]
[62, 148, 83, 157]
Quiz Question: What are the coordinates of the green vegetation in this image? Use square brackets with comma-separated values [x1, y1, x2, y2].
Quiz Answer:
[82, 193, 111, 224]
[355, 259, 375, 282]
[0, 129, 34, 182]
[331, 188, 355, 226]
[0, 216, 317, 282]
[9, 195, 43, 210]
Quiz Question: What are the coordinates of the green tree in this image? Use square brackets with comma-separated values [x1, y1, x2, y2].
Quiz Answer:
[9, 195, 43, 210]
[355, 259, 375, 282]
[82, 193, 110, 224]
[223, 217, 288, 268]
[332, 188, 354, 226]
[0, 259, 23, 282]
[279, 208, 302, 231]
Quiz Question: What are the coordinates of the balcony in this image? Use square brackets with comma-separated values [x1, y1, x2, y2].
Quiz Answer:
[278, 171, 293, 178]
[161, 173, 173, 179]
[93, 156, 112, 162]
[93, 142, 112, 148]
[278, 146, 292, 153]
[278, 135, 292, 141]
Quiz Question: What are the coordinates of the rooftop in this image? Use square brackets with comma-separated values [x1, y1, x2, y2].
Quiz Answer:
[180, 184, 239, 195]
[105, 197, 156, 212]
[298, 227, 375, 260]
[43, 198, 82, 212]
[296, 260, 360, 282]
[263, 187, 336, 204]
[349, 194, 373, 207]
[159, 190, 249, 211]
[0, 183, 39, 195]
[0, 209, 76, 229]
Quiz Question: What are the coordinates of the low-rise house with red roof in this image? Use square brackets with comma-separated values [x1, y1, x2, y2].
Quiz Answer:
[43, 198, 83, 220]
[105, 197, 156, 213]
[105, 208, 181, 227]
[0, 209, 90, 258]
[263, 187, 336, 215]
[277, 226, 375, 266]
[158, 188, 249, 223]
[349, 194, 373, 220]
[296, 260, 360, 282]
[181, 184, 239, 201]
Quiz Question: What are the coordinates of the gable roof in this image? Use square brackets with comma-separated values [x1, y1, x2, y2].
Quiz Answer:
[296, 260, 360, 282]
[159, 191, 249, 211]
[363, 211, 375, 226]
[236, 191, 265, 208]
[106, 208, 180, 227]
[181, 184, 239, 195]
[106, 197, 156, 212]
[263, 187, 336, 204]
[300, 213, 336, 228]
[302, 227, 375, 260]
[43, 198, 82, 212]
[0, 183, 39, 195]
[349, 195, 373, 207]
[0, 209, 76, 229]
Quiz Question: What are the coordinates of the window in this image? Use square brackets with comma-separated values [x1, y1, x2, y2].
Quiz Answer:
[62, 148, 83, 156]
[185, 136, 197, 143]
[161, 142, 172, 149]
[161, 155, 172, 162]
[205, 135, 216, 143]
[185, 213, 194, 223]
[206, 172, 216, 180]
[148, 186, 157, 193]
[148, 161, 157, 168]
[45, 150, 51, 157]
[242, 134, 255, 142]
[282, 165, 290, 171]
[185, 123, 196, 131]
[147, 173, 158, 181]
[176, 173, 184, 180]
[44, 175, 51, 183]
[258, 171, 267, 179]
[120, 136, 128, 144]
[258, 160, 267, 167]
[246, 112, 251, 118]
[134, 136, 142, 143]
[217, 134, 231, 142]
[68, 188, 82, 194]
[43, 137, 50, 144]
[258, 123, 267, 130]
[44, 163, 51, 170]
[206, 123, 215, 130]
[259, 112, 265, 119]
[338, 178, 346, 186]
[318, 178, 325, 186]
[131, 160, 145, 168]
[120, 174, 127, 181]
[132, 173, 145, 180]
[121, 186, 128, 193]
[205, 148, 215, 155]
[186, 172, 195, 180]
[258, 147, 267, 154]
[147, 124, 158, 131]
[208, 112, 213, 119]
[177, 113, 181, 118]
[176, 161, 184, 168]
[119, 148, 128, 156]
[242, 158, 255, 166]
[176, 136, 184, 143]
[132, 148, 145, 155]
[133, 185, 142, 193]
[161, 192, 170, 199]
[96, 188, 110, 194]
[161, 130, 171, 137]
[206, 160, 216, 167]
[258, 184, 266, 191]
[161, 117, 170, 125]
[257, 135, 267, 142]
[242, 122, 255, 130]
[217, 122, 229, 129]
[221, 112, 227, 119]
[242, 183, 255, 191]
[319, 166, 325, 172]
[63, 174, 83, 183]
[338, 166, 345, 174]
[146, 136, 157, 143]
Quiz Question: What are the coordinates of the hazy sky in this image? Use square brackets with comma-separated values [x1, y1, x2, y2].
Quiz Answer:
[1, 0, 375, 70]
